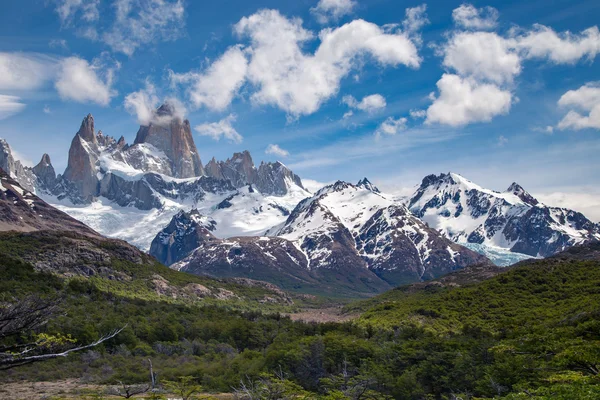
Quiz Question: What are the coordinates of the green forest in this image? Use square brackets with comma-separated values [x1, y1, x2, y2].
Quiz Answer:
[1, 234, 599, 399]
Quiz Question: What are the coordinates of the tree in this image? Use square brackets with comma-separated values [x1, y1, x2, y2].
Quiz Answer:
[0, 296, 125, 370]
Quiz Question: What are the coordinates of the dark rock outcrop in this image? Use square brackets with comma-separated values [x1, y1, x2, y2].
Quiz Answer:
[205, 151, 305, 196]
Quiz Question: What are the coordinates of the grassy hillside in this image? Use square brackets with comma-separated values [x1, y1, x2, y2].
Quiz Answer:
[1, 232, 599, 399]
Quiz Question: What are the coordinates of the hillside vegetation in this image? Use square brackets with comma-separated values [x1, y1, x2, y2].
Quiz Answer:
[1, 232, 599, 399]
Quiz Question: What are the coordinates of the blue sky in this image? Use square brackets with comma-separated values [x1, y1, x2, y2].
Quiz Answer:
[0, 0, 599, 218]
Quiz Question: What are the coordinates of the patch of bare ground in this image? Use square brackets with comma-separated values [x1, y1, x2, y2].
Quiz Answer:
[288, 307, 360, 323]
[0, 379, 234, 399]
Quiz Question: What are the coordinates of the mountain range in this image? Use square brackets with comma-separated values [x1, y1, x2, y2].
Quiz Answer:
[1, 103, 598, 295]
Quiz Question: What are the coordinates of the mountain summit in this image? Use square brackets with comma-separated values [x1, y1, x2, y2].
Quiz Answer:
[409, 172, 600, 257]
[133, 102, 205, 178]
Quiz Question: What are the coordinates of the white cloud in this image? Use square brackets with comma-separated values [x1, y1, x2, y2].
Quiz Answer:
[43, 105, 51, 114]
[342, 94, 386, 112]
[234, 9, 420, 118]
[0, 95, 26, 120]
[102, 0, 185, 56]
[409, 109, 426, 119]
[0, 53, 58, 91]
[557, 82, 600, 130]
[403, 4, 429, 34]
[497, 135, 508, 146]
[55, 55, 118, 106]
[376, 116, 408, 138]
[55, 0, 99, 25]
[302, 178, 330, 193]
[441, 31, 521, 84]
[170, 46, 248, 111]
[342, 110, 354, 119]
[124, 80, 160, 125]
[265, 144, 290, 157]
[426, 74, 512, 126]
[511, 25, 600, 64]
[533, 125, 554, 134]
[310, 0, 356, 24]
[194, 114, 243, 144]
[535, 190, 600, 222]
[452, 3, 499, 30]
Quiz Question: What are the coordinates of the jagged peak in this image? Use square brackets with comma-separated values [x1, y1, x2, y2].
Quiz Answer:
[77, 113, 96, 143]
[506, 182, 539, 206]
[37, 153, 52, 167]
[357, 177, 380, 193]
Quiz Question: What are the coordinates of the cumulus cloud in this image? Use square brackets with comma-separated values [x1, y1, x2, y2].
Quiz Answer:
[342, 94, 386, 112]
[427, 15, 600, 126]
[426, 74, 512, 126]
[441, 31, 521, 84]
[43, 105, 51, 114]
[511, 25, 600, 64]
[452, 3, 499, 30]
[194, 114, 243, 144]
[265, 144, 290, 157]
[170, 46, 248, 111]
[0, 95, 26, 120]
[55, 54, 118, 106]
[233, 9, 420, 118]
[557, 82, 600, 130]
[310, 0, 356, 24]
[0, 53, 58, 91]
[124, 80, 160, 124]
[376, 116, 408, 138]
[403, 4, 429, 34]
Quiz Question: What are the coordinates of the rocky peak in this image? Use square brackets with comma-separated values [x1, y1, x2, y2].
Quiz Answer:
[0, 139, 15, 176]
[506, 182, 539, 206]
[0, 138, 36, 192]
[133, 103, 205, 178]
[149, 209, 217, 265]
[33, 153, 57, 191]
[156, 102, 177, 118]
[78, 114, 96, 145]
[357, 177, 380, 193]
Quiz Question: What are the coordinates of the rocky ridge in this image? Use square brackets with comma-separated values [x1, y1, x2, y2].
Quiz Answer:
[408, 173, 600, 257]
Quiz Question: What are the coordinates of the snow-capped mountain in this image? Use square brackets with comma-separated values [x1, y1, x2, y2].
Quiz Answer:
[154, 180, 487, 294]
[408, 173, 600, 258]
[269, 180, 489, 286]
[1, 105, 309, 250]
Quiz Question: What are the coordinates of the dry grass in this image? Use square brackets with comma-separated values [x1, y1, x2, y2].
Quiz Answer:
[0, 379, 234, 399]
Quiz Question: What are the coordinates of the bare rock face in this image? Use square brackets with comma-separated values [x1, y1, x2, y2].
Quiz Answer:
[255, 161, 304, 196]
[32, 153, 57, 191]
[205, 151, 305, 196]
[0, 138, 36, 192]
[62, 114, 100, 202]
[133, 103, 205, 178]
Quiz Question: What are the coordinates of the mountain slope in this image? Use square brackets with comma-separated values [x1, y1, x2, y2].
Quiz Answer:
[0, 169, 98, 236]
[271, 180, 489, 286]
[151, 209, 390, 297]
[409, 172, 600, 258]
